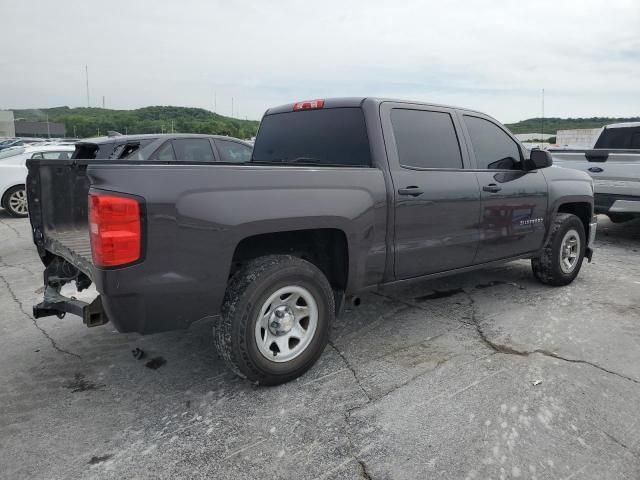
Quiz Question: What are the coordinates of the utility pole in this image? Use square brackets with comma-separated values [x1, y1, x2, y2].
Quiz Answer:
[171, 120, 174, 133]
[102, 96, 105, 109]
[46, 114, 50, 139]
[73, 125, 77, 137]
[85, 65, 90, 108]
[231, 97, 234, 118]
[541, 88, 545, 142]
[214, 92, 217, 113]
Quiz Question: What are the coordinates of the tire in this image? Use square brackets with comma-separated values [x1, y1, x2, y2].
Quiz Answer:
[532, 213, 586, 286]
[214, 255, 334, 385]
[2, 185, 29, 218]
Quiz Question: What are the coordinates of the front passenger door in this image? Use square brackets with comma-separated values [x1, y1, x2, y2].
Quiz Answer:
[460, 114, 548, 263]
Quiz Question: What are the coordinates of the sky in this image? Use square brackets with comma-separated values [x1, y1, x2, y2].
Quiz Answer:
[1, 0, 639, 123]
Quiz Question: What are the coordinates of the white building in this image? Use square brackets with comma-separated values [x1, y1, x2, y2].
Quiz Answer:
[0, 110, 15, 137]
[555, 128, 602, 149]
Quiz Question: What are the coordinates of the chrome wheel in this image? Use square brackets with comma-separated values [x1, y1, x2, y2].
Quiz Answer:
[8, 188, 28, 216]
[560, 229, 580, 274]
[255, 285, 318, 363]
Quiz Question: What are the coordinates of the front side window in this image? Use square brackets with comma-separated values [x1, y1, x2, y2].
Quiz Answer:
[464, 115, 522, 170]
[391, 109, 463, 169]
[215, 140, 252, 163]
[172, 138, 215, 162]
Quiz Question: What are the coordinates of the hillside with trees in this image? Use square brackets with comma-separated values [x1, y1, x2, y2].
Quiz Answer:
[505, 117, 640, 135]
[12, 106, 260, 139]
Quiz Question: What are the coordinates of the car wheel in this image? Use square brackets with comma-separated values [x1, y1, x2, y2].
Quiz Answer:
[532, 213, 586, 286]
[214, 255, 334, 385]
[3, 186, 28, 217]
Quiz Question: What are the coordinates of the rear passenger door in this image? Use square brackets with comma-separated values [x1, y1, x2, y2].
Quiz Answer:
[459, 113, 548, 263]
[381, 102, 481, 279]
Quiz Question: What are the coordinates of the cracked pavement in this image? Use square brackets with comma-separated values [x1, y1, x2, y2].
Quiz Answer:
[1, 211, 639, 479]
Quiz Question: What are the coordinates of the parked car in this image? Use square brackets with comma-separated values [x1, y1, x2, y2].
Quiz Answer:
[0, 138, 46, 151]
[1, 144, 75, 217]
[72, 133, 252, 162]
[27, 97, 596, 385]
[549, 122, 640, 222]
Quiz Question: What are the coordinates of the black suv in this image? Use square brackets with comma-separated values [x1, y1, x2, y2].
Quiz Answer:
[72, 133, 253, 163]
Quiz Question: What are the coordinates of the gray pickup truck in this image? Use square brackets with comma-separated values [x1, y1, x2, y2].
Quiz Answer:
[27, 97, 597, 385]
[550, 122, 640, 223]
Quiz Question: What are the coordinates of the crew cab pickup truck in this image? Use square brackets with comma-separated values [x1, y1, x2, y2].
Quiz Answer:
[27, 98, 596, 385]
[550, 122, 640, 222]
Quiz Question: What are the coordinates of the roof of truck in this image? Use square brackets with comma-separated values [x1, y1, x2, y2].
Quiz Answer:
[265, 97, 486, 116]
[606, 122, 640, 129]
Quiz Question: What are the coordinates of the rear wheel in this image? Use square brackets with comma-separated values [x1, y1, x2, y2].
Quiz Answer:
[214, 255, 334, 385]
[3, 186, 28, 217]
[532, 213, 586, 286]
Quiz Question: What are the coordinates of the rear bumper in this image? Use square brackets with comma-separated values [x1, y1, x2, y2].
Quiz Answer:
[609, 199, 640, 214]
[594, 193, 640, 216]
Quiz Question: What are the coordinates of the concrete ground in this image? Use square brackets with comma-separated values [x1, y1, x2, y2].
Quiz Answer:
[1, 211, 639, 480]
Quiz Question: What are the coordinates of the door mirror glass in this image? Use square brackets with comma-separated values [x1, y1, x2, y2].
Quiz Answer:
[525, 149, 553, 170]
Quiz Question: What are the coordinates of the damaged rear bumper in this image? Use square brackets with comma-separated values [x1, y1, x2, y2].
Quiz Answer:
[33, 286, 109, 327]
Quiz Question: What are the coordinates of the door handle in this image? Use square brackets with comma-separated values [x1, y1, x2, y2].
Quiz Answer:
[482, 184, 502, 193]
[398, 186, 424, 197]
[588, 167, 604, 173]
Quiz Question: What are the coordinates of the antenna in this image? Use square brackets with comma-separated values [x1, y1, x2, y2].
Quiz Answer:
[541, 88, 545, 143]
[85, 65, 90, 108]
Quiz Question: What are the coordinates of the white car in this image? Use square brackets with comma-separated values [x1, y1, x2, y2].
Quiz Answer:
[0, 144, 75, 217]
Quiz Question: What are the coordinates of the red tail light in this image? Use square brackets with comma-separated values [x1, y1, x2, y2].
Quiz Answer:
[89, 192, 141, 267]
[293, 99, 325, 111]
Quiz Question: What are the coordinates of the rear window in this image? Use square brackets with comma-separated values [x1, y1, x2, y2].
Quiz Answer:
[595, 126, 640, 149]
[252, 107, 371, 166]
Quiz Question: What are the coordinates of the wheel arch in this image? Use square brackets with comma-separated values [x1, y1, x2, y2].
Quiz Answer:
[230, 228, 351, 297]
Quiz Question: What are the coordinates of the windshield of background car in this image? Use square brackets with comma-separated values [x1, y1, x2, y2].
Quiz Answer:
[0, 146, 25, 159]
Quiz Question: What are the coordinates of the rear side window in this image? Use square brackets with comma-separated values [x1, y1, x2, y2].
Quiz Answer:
[464, 116, 521, 170]
[215, 139, 252, 163]
[391, 109, 463, 169]
[172, 138, 215, 162]
[151, 141, 176, 161]
[41, 151, 72, 160]
[252, 108, 371, 166]
[631, 132, 640, 149]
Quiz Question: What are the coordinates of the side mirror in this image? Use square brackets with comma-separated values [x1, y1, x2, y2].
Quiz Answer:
[525, 149, 553, 171]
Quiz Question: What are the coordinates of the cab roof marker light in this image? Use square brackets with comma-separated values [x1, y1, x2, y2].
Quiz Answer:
[293, 99, 325, 111]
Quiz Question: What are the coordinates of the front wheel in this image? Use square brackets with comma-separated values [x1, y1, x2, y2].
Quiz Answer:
[3, 185, 28, 217]
[532, 213, 586, 286]
[214, 255, 334, 385]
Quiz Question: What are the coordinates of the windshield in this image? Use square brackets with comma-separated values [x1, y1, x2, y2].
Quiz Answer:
[252, 107, 371, 166]
[0, 146, 25, 159]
